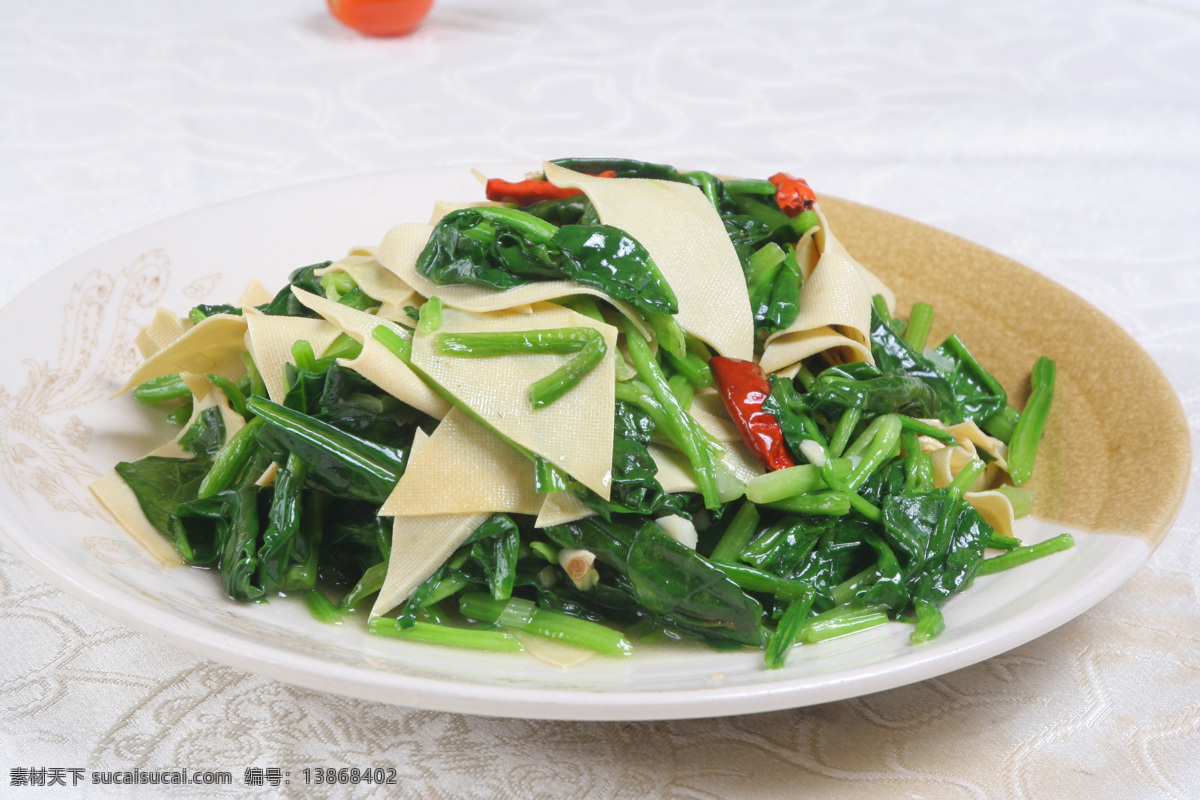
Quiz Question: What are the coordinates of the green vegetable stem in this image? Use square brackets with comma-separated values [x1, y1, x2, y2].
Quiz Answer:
[246, 395, 404, 505]
[976, 533, 1074, 575]
[1006, 357, 1056, 485]
[197, 417, 265, 499]
[707, 500, 760, 563]
[134, 373, 191, 403]
[800, 605, 889, 644]
[528, 332, 607, 409]
[904, 302, 934, 351]
[764, 589, 816, 669]
[459, 594, 633, 657]
[434, 327, 600, 357]
[369, 617, 527, 652]
[621, 317, 720, 509]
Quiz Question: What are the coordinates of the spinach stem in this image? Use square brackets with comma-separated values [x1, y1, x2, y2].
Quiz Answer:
[320, 270, 356, 301]
[981, 404, 1020, 443]
[995, 484, 1035, 519]
[800, 605, 889, 643]
[744, 459, 853, 504]
[621, 317, 720, 509]
[941, 334, 1009, 405]
[831, 566, 878, 606]
[708, 500, 760, 562]
[134, 373, 191, 403]
[901, 430, 934, 495]
[827, 407, 861, 458]
[368, 617, 526, 652]
[166, 402, 193, 426]
[713, 561, 812, 600]
[303, 589, 343, 624]
[242, 351, 267, 400]
[693, 171, 723, 206]
[459, 594, 632, 657]
[339, 562, 388, 611]
[316, 332, 364, 368]
[466, 205, 559, 243]
[434, 327, 600, 357]
[613, 381, 726, 460]
[663, 349, 713, 388]
[245, 395, 404, 490]
[843, 414, 903, 491]
[644, 311, 687, 359]
[904, 302, 935, 351]
[555, 295, 604, 322]
[764, 589, 816, 669]
[667, 373, 694, 410]
[423, 574, 473, 608]
[910, 599, 944, 643]
[976, 533, 1074, 576]
[723, 178, 776, 196]
[948, 458, 987, 495]
[528, 333, 607, 409]
[790, 209, 819, 237]
[197, 417, 265, 499]
[1007, 356, 1056, 485]
[762, 491, 852, 516]
[897, 415, 956, 444]
[291, 339, 317, 373]
[372, 324, 413, 362]
[987, 533, 1022, 551]
[373, 325, 535, 457]
[417, 296, 443, 335]
[205, 373, 248, 417]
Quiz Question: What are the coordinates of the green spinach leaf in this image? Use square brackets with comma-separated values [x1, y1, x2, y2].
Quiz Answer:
[258, 263, 331, 317]
[115, 455, 214, 562]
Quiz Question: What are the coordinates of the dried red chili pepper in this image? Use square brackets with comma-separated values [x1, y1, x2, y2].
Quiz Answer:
[486, 170, 616, 206]
[709, 356, 795, 471]
[768, 172, 817, 217]
[485, 178, 581, 205]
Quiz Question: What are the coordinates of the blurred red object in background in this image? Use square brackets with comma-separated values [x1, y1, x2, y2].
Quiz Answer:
[327, 0, 434, 36]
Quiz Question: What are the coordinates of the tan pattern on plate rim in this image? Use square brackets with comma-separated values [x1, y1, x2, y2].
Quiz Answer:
[0, 249, 177, 521]
[822, 196, 1190, 547]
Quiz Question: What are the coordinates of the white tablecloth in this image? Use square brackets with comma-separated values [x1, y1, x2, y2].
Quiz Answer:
[2, 1, 1197, 797]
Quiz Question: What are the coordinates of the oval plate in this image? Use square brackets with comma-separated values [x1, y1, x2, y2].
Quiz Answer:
[0, 166, 1189, 721]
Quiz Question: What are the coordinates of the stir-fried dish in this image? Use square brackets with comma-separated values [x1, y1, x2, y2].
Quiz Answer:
[92, 158, 1070, 669]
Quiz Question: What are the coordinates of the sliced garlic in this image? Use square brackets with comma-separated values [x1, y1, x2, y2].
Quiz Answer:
[558, 548, 600, 591]
[655, 514, 698, 550]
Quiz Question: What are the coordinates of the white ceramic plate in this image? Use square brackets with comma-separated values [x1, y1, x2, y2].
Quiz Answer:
[0, 166, 1185, 721]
